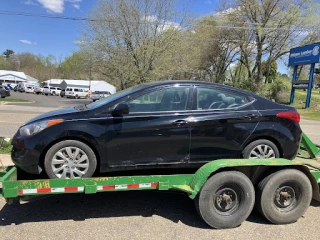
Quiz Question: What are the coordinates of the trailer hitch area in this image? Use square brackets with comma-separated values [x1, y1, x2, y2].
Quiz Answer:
[300, 133, 320, 160]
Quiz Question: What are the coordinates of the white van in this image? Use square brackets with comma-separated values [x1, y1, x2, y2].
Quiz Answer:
[65, 88, 88, 99]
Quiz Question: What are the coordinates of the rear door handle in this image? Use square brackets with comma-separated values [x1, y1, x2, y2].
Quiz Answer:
[172, 120, 188, 126]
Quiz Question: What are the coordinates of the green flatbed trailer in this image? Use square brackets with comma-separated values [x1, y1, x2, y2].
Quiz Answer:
[1, 133, 320, 229]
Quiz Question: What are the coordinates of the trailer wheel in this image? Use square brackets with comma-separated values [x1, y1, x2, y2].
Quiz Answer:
[256, 169, 312, 224]
[195, 171, 255, 229]
[44, 140, 97, 179]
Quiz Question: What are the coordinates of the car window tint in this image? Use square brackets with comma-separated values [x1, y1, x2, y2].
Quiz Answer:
[196, 87, 247, 110]
[129, 87, 190, 113]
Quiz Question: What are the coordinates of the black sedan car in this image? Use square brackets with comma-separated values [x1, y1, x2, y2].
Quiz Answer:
[0, 85, 11, 98]
[11, 81, 302, 179]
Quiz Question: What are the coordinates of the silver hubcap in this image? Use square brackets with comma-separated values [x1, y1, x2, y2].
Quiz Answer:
[249, 144, 275, 159]
[51, 147, 89, 178]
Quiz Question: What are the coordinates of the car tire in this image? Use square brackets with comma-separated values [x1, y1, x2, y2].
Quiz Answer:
[195, 171, 255, 229]
[44, 140, 97, 179]
[52, 92, 56, 96]
[256, 169, 312, 224]
[242, 139, 280, 159]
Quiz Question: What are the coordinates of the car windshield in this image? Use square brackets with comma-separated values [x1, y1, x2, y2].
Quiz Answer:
[87, 85, 142, 109]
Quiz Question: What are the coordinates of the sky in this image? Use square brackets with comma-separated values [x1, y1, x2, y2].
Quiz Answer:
[0, 0, 219, 59]
[0, 0, 293, 73]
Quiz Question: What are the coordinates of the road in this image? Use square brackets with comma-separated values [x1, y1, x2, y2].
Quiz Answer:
[1, 92, 320, 239]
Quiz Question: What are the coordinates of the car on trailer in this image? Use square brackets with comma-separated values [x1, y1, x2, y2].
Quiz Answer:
[1, 133, 320, 229]
[11, 81, 302, 180]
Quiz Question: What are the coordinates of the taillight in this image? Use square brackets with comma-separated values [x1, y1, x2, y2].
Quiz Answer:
[276, 111, 300, 123]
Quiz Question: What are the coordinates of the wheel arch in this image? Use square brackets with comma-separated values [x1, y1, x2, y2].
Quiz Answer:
[39, 136, 101, 174]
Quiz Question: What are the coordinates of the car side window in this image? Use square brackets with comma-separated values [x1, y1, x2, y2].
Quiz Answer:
[128, 87, 190, 113]
[196, 87, 247, 110]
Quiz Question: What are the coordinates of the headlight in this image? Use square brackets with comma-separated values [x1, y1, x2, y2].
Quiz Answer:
[19, 119, 64, 137]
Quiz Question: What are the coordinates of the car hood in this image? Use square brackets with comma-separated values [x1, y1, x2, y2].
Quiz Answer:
[23, 106, 88, 126]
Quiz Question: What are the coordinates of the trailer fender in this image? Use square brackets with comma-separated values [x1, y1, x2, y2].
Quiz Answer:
[188, 158, 302, 199]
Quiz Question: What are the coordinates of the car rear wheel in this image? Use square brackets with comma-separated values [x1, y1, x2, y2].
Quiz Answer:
[75, 94, 79, 99]
[242, 139, 280, 159]
[44, 140, 97, 179]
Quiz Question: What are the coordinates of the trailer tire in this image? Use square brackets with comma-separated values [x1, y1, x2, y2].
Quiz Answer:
[195, 171, 255, 229]
[242, 139, 279, 159]
[44, 140, 97, 179]
[256, 169, 312, 224]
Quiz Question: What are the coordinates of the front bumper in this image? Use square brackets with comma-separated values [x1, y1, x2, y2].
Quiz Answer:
[11, 133, 46, 175]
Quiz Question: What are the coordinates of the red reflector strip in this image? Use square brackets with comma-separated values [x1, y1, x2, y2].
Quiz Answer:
[102, 185, 115, 190]
[97, 182, 158, 191]
[65, 187, 79, 192]
[18, 187, 84, 195]
[37, 188, 51, 193]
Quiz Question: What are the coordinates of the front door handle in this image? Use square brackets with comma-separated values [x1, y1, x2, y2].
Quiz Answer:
[242, 114, 258, 120]
[172, 120, 188, 126]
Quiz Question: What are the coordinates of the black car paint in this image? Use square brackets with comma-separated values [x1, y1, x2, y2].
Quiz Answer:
[0, 85, 11, 97]
[11, 81, 302, 175]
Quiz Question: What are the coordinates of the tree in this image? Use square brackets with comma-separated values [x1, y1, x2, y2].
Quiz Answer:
[262, 58, 277, 83]
[3, 49, 14, 59]
[219, 0, 320, 89]
[80, 0, 191, 89]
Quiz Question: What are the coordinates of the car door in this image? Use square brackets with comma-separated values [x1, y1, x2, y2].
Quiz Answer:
[106, 85, 192, 167]
[189, 85, 259, 163]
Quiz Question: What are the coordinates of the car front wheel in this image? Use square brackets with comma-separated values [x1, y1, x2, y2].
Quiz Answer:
[44, 140, 97, 179]
[242, 139, 280, 159]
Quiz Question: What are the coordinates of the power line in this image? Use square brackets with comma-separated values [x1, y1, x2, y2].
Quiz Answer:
[0, 10, 319, 32]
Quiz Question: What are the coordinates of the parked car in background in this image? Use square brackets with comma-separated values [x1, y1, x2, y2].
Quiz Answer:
[43, 86, 50, 95]
[90, 91, 111, 102]
[34, 86, 43, 94]
[0, 85, 11, 98]
[60, 89, 65, 97]
[50, 87, 62, 96]
[43, 86, 62, 96]
[11, 81, 302, 179]
[25, 86, 35, 94]
[13, 86, 18, 92]
[65, 87, 88, 99]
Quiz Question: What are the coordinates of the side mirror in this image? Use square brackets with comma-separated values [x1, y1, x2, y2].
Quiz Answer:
[112, 102, 130, 116]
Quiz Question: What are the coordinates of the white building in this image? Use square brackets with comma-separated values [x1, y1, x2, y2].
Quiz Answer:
[43, 79, 116, 94]
[0, 70, 27, 85]
[0, 70, 39, 88]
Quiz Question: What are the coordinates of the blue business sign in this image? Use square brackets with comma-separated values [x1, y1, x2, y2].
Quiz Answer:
[288, 44, 320, 66]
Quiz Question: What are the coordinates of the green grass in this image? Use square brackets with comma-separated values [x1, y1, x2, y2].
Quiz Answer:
[0, 140, 12, 154]
[0, 98, 31, 103]
[292, 89, 320, 120]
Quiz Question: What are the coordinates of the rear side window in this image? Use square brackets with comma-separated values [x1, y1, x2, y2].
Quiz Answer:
[74, 89, 79, 92]
[196, 87, 247, 110]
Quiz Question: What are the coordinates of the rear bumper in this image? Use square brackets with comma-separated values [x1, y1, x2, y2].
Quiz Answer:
[1, 91, 10, 97]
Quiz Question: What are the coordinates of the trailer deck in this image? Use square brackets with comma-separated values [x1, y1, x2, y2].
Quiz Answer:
[1, 132, 320, 229]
